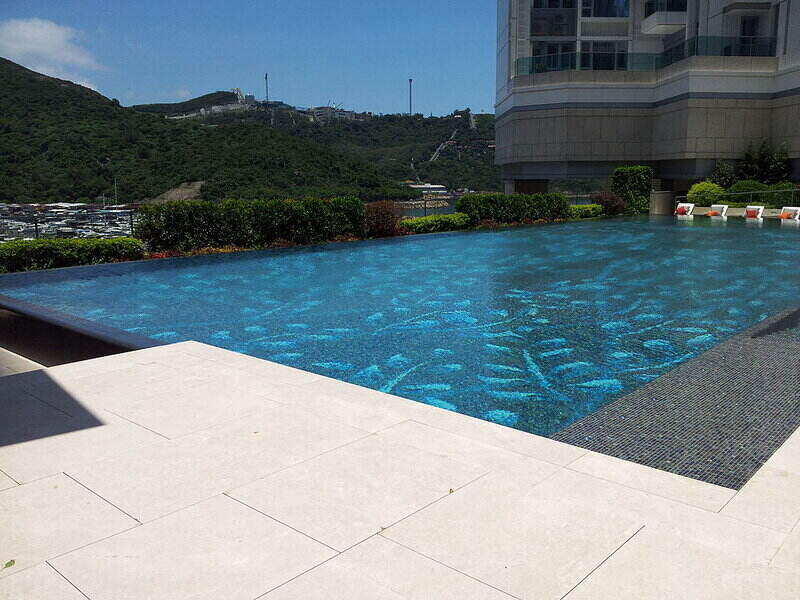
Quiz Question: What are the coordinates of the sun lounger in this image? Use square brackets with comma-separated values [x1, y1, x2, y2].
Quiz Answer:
[779, 206, 800, 226]
[675, 202, 694, 220]
[744, 205, 765, 223]
[706, 204, 728, 221]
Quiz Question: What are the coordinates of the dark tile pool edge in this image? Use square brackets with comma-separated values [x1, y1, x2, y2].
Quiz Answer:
[552, 307, 800, 490]
[0, 293, 165, 366]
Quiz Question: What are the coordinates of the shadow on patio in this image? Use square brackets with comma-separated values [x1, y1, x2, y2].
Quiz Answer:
[1, 369, 104, 448]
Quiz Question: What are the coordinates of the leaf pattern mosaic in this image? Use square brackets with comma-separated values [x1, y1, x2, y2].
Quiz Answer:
[4, 216, 800, 436]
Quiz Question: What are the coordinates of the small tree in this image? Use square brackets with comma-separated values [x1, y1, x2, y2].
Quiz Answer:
[736, 141, 793, 184]
[709, 160, 737, 189]
[609, 166, 653, 215]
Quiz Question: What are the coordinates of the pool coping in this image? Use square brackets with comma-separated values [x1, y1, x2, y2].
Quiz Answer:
[0, 292, 165, 353]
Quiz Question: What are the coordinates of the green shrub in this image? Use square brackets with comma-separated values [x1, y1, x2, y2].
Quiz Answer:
[687, 181, 725, 205]
[768, 182, 798, 207]
[455, 192, 569, 224]
[726, 179, 769, 204]
[399, 213, 470, 234]
[609, 166, 653, 215]
[568, 204, 603, 219]
[135, 197, 365, 251]
[0, 238, 144, 273]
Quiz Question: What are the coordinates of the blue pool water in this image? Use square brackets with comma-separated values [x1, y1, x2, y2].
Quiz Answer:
[3, 216, 800, 436]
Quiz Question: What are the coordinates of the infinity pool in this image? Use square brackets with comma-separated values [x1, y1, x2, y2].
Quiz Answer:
[3, 216, 800, 436]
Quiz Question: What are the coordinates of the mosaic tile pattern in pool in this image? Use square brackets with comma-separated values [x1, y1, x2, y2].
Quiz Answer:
[2, 216, 800, 437]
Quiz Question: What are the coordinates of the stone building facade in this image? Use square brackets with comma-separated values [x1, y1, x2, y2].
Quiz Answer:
[496, 0, 800, 191]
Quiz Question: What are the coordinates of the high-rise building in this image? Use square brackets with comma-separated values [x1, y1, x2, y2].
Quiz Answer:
[496, 1, 800, 191]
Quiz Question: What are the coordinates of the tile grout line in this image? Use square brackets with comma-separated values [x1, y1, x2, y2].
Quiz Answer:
[563, 463, 737, 514]
[378, 536, 522, 600]
[252, 538, 351, 599]
[62, 472, 142, 524]
[223, 493, 341, 553]
[86, 406, 171, 440]
[46, 560, 92, 599]
[0, 467, 20, 486]
[560, 524, 646, 599]
[405, 417, 581, 469]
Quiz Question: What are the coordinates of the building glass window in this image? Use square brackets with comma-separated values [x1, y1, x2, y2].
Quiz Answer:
[740, 16, 760, 38]
[531, 0, 578, 36]
[581, 0, 629, 17]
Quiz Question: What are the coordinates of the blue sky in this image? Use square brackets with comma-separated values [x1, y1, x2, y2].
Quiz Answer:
[0, 1, 496, 115]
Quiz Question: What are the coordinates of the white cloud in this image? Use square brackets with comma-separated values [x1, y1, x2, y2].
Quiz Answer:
[174, 88, 192, 100]
[0, 18, 102, 88]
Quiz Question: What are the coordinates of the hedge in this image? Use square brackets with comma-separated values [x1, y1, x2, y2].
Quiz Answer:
[687, 181, 725, 205]
[455, 193, 570, 224]
[399, 213, 470, 234]
[610, 166, 652, 215]
[135, 197, 365, 251]
[568, 204, 603, 219]
[0, 238, 144, 273]
[723, 180, 796, 207]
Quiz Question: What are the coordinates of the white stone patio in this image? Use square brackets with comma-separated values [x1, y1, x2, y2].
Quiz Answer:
[2, 341, 800, 598]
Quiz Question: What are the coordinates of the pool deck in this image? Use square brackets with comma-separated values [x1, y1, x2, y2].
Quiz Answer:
[2, 341, 800, 598]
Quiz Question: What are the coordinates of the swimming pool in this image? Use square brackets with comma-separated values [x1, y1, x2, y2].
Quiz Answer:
[3, 216, 800, 436]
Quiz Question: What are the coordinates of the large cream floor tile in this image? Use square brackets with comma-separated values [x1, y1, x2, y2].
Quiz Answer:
[257, 382, 408, 432]
[382, 468, 643, 599]
[265, 536, 513, 600]
[765, 431, 800, 475]
[378, 420, 561, 478]
[542, 468, 784, 566]
[299, 377, 586, 466]
[0, 563, 87, 600]
[86, 375, 281, 438]
[229, 433, 486, 550]
[722, 467, 800, 532]
[0, 471, 15, 491]
[0, 474, 137, 577]
[51, 495, 335, 600]
[771, 521, 800, 572]
[567, 525, 800, 600]
[177, 341, 324, 385]
[67, 404, 369, 522]
[568, 451, 736, 511]
[0, 409, 162, 483]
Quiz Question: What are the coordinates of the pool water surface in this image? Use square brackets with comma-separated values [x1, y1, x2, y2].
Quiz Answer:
[3, 216, 800, 436]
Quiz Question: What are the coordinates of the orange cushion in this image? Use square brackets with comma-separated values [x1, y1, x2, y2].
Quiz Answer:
[746, 209, 758, 218]
[707, 210, 720, 216]
[676, 206, 687, 215]
[779, 212, 793, 219]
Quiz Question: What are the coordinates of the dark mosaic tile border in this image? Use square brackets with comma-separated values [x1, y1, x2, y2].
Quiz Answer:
[552, 308, 800, 490]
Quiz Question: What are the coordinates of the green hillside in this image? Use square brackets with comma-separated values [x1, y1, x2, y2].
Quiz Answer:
[131, 91, 238, 115]
[0, 58, 406, 203]
[0, 57, 501, 203]
[209, 109, 502, 191]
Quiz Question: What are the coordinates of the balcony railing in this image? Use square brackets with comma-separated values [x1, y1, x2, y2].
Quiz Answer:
[644, 0, 687, 18]
[515, 36, 776, 76]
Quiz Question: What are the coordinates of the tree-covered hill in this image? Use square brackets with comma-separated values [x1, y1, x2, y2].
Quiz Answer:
[131, 91, 238, 115]
[209, 109, 502, 192]
[0, 57, 500, 203]
[0, 58, 408, 203]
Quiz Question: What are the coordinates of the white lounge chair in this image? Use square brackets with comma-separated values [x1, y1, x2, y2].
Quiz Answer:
[707, 204, 728, 221]
[675, 202, 694, 220]
[779, 206, 800, 227]
[744, 205, 765, 223]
